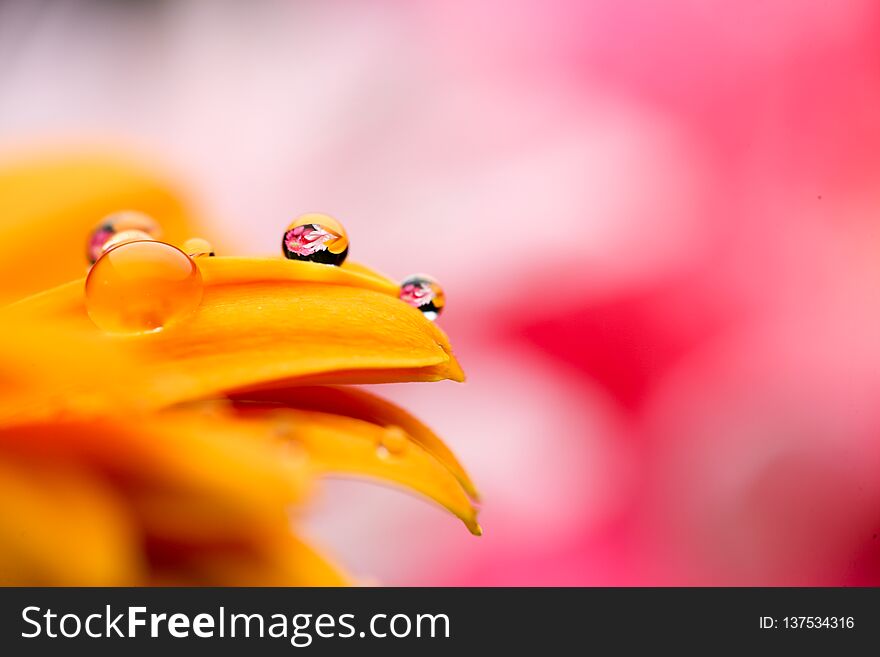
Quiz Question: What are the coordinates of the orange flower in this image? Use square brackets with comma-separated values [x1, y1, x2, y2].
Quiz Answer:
[0, 154, 479, 586]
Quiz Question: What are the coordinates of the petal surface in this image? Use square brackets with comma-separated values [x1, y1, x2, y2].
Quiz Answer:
[226, 404, 481, 535]
[5, 259, 464, 409]
[233, 386, 479, 501]
[0, 411, 331, 585]
[0, 460, 142, 586]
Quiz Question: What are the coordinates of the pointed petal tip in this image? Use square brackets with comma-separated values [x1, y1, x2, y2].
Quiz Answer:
[439, 348, 466, 383]
[448, 362, 466, 383]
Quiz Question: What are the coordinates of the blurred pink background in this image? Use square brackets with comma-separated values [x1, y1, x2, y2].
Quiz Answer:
[3, 0, 880, 585]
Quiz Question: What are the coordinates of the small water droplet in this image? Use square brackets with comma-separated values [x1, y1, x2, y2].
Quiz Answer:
[282, 213, 349, 265]
[399, 274, 445, 320]
[85, 240, 203, 335]
[87, 211, 161, 264]
[376, 444, 391, 460]
[380, 426, 408, 455]
[183, 237, 216, 258]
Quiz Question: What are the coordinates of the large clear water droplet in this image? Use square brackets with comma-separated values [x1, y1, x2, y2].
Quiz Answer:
[85, 240, 203, 335]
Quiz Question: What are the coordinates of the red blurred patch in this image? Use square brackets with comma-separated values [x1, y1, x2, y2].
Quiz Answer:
[512, 277, 732, 412]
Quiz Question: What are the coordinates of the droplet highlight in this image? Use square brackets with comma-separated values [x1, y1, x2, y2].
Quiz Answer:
[85, 240, 203, 335]
[282, 213, 349, 265]
[399, 274, 446, 320]
[101, 229, 156, 254]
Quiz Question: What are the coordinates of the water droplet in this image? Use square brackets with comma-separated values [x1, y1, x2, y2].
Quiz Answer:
[380, 426, 408, 455]
[85, 240, 203, 335]
[399, 274, 445, 320]
[183, 237, 215, 258]
[87, 211, 161, 264]
[376, 445, 391, 460]
[282, 213, 349, 265]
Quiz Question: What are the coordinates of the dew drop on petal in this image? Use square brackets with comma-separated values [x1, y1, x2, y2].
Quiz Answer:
[183, 237, 216, 258]
[282, 213, 349, 265]
[87, 211, 162, 264]
[399, 274, 445, 320]
[379, 426, 409, 455]
[85, 240, 203, 335]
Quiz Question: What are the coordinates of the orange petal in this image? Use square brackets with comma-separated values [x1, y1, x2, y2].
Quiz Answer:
[340, 260, 399, 288]
[199, 257, 400, 296]
[0, 410, 331, 584]
[150, 535, 349, 587]
[1, 414, 307, 543]
[229, 404, 481, 535]
[0, 318, 165, 426]
[120, 413, 308, 545]
[232, 386, 480, 501]
[0, 459, 142, 585]
[6, 258, 465, 409]
[269, 535, 349, 587]
[0, 153, 202, 304]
